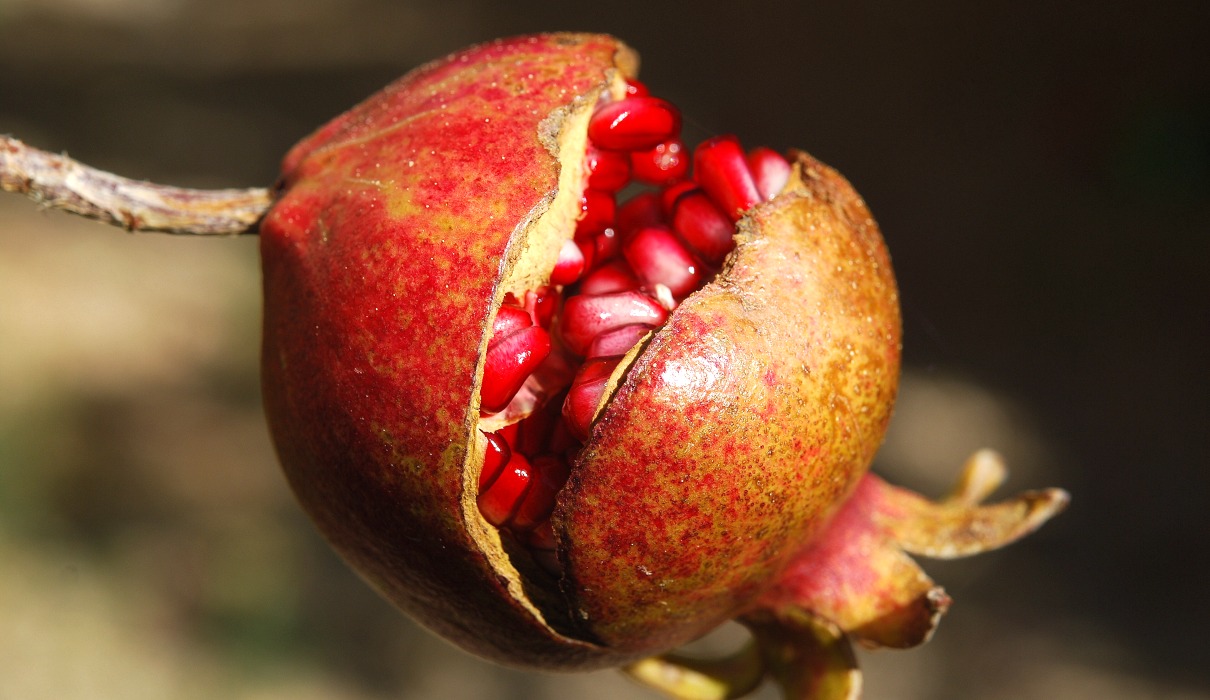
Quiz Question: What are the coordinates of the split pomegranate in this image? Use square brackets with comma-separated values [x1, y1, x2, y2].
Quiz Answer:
[257, 33, 1067, 690]
[474, 78, 797, 565]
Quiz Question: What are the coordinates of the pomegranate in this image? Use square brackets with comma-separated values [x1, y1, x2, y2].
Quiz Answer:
[0, 31, 1067, 698]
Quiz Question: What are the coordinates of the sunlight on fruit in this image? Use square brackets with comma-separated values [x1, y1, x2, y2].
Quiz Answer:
[1, 1, 1205, 697]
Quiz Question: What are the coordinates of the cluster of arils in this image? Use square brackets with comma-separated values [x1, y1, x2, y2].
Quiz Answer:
[475, 80, 793, 570]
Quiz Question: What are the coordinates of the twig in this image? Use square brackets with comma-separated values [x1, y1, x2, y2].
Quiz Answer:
[0, 135, 272, 235]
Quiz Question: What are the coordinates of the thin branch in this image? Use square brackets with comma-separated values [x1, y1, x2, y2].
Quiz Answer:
[1, 135, 272, 235]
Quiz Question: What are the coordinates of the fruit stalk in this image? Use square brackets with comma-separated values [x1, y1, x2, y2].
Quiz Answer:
[0, 135, 271, 235]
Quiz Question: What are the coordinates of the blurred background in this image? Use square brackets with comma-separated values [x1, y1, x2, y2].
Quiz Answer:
[1, 1, 1206, 698]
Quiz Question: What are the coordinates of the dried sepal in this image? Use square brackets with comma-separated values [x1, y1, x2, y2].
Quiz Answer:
[754, 452, 1069, 654]
[881, 449, 1070, 559]
[754, 475, 952, 649]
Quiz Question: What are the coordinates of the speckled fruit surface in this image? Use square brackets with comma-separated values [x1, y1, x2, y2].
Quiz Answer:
[560, 154, 900, 655]
[258, 33, 900, 669]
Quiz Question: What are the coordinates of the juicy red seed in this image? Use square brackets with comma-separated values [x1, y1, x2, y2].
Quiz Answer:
[660, 180, 699, 216]
[624, 79, 649, 97]
[623, 225, 703, 299]
[537, 453, 571, 492]
[575, 239, 596, 274]
[481, 325, 552, 414]
[615, 192, 665, 240]
[545, 416, 582, 457]
[671, 189, 737, 265]
[478, 450, 532, 527]
[560, 290, 669, 356]
[493, 304, 533, 339]
[479, 430, 512, 491]
[588, 97, 682, 152]
[575, 189, 616, 239]
[563, 357, 623, 441]
[513, 397, 560, 457]
[511, 454, 570, 531]
[694, 135, 762, 220]
[550, 239, 585, 285]
[631, 138, 688, 185]
[578, 260, 641, 295]
[498, 420, 520, 446]
[524, 286, 558, 329]
[587, 323, 653, 359]
[585, 145, 631, 192]
[593, 228, 620, 264]
[747, 147, 792, 201]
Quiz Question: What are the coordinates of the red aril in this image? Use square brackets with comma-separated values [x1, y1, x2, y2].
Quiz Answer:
[481, 323, 552, 414]
[550, 239, 586, 285]
[510, 454, 571, 531]
[587, 97, 682, 152]
[562, 356, 623, 440]
[622, 225, 702, 298]
[660, 179, 699, 217]
[585, 145, 631, 192]
[631, 138, 688, 185]
[523, 286, 558, 329]
[578, 260, 641, 295]
[623, 78, 649, 97]
[614, 192, 665, 239]
[574, 239, 596, 275]
[694, 134, 762, 219]
[670, 188, 736, 265]
[560, 290, 669, 356]
[747, 146, 792, 201]
[479, 430, 512, 489]
[478, 450, 534, 527]
[575, 189, 616, 238]
[586, 323, 653, 359]
[492, 304, 534, 339]
[590, 227, 620, 263]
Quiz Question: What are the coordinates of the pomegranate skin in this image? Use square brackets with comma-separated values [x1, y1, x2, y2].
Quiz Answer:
[260, 34, 636, 669]
[560, 154, 901, 654]
[259, 33, 900, 669]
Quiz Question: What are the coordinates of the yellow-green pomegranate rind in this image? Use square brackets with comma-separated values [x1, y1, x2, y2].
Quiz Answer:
[259, 33, 636, 669]
[558, 153, 902, 654]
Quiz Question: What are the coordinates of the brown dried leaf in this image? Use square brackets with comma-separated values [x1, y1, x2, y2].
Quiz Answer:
[877, 450, 1070, 559]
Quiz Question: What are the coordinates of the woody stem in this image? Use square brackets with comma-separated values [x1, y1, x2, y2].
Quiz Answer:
[0, 135, 271, 236]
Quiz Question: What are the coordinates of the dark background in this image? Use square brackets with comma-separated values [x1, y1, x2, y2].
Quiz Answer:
[1, 1, 1206, 698]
